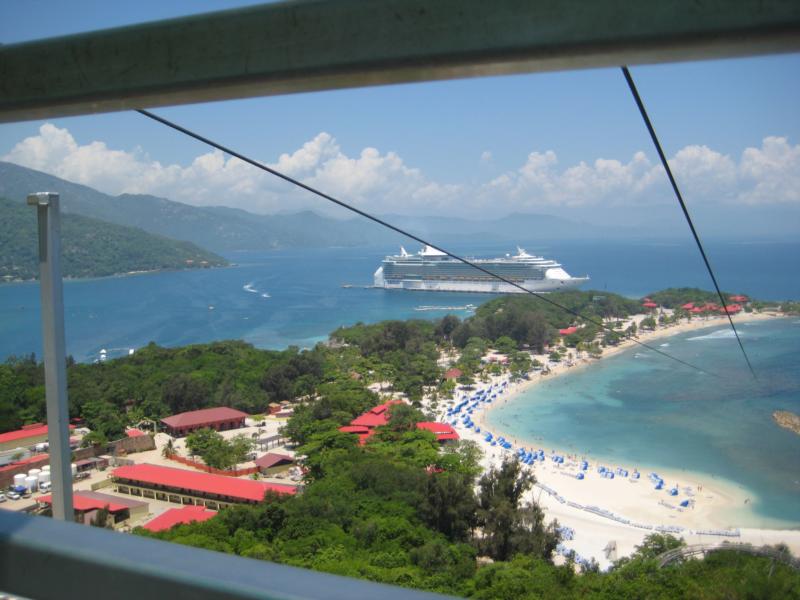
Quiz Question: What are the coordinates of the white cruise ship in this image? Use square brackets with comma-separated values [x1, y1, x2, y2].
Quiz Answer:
[373, 246, 589, 293]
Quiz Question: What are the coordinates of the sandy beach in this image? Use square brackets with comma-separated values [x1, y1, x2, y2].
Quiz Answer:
[425, 311, 800, 569]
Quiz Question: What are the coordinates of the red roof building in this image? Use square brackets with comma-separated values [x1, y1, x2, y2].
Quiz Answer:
[143, 505, 217, 532]
[416, 422, 460, 443]
[39, 490, 149, 526]
[160, 407, 249, 437]
[721, 304, 742, 314]
[558, 326, 578, 336]
[681, 302, 695, 310]
[690, 307, 704, 314]
[0, 423, 75, 452]
[642, 301, 658, 309]
[339, 402, 459, 446]
[126, 428, 146, 438]
[337, 425, 371, 434]
[39, 492, 132, 514]
[112, 463, 297, 504]
[444, 368, 463, 380]
[254, 453, 294, 470]
[729, 295, 749, 302]
[350, 400, 404, 428]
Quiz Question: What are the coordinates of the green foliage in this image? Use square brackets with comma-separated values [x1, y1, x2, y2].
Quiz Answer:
[185, 428, 253, 470]
[647, 287, 746, 309]
[0, 196, 227, 282]
[476, 459, 559, 562]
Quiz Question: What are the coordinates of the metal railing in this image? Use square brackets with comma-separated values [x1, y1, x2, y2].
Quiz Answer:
[0, 509, 453, 600]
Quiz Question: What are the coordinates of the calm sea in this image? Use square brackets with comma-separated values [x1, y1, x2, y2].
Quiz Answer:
[1, 239, 798, 363]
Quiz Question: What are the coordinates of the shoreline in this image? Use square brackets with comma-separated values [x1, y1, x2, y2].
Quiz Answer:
[426, 311, 800, 567]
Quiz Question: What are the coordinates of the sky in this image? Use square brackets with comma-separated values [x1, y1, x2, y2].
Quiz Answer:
[1, 1, 799, 236]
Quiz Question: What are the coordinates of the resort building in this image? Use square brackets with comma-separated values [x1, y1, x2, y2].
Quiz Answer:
[38, 491, 149, 526]
[415, 422, 460, 443]
[142, 505, 217, 532]
[254, 453, 295, 476]
[111, 463, 297, 510]
[0, 423, 74, 453]
[339, 402, 459, 445]
[160, 407, 248, 437]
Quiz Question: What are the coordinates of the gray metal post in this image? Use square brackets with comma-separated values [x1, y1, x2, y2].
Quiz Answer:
[28, 192, 74, 521]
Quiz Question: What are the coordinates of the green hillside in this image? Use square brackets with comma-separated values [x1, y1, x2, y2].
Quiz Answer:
[0, 196, 228, 281]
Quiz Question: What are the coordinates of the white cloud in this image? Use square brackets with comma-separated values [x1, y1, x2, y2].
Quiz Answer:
[737, 136, 800, 204]
[2, 124, 798, 218]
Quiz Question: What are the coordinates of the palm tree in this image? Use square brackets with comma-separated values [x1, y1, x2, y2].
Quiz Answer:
[162, 438, 175, 458]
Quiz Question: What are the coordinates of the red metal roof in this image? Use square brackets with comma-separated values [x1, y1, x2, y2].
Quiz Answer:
[558, 326, 578, 336]
[0, 424, 74, 445]
[681, 302, 695, 309]
[112, 463, 297, 502]
[338, 425, 371, 434]
[416, 422, 460, 441]
[38, 492, 131, 513]
[350, 400, 404, 428]
[729, 295, 749, 302]
[721, 304, 742, 313]
[143, 505, 217, 532]
[642, 302, 658, 308]
[254, 453, 294, 469]
[161, 407, 249, 429]
[351, 412, 389, 427]
[126, 428, 146, 438]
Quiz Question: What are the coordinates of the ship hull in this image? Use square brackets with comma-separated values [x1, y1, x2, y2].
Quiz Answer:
[379, 277, 588, 294]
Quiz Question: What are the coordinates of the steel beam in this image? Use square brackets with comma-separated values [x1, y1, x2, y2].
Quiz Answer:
[1, 0, 799, 122]
[27, 193, 74, 522]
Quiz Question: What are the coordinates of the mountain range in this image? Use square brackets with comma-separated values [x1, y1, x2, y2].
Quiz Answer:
[0, 161, 603, 253]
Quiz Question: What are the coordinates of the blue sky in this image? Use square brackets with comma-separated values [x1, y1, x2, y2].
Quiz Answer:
[1, 1, 799, 234]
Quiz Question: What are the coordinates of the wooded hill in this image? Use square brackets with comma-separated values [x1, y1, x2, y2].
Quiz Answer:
[0, 196, 227, 281]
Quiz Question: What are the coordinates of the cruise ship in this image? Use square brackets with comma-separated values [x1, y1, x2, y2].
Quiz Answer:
[373, 246, 589, 293]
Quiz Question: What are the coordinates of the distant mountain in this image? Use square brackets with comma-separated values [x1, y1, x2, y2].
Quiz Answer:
[0, 161, 395, 251]
[0, 160, 618, 252]
[0, 197, 227, 282]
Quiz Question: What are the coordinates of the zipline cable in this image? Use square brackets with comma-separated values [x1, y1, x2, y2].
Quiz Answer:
[621, 66, 757, 381]
[137, 108, 717, 377]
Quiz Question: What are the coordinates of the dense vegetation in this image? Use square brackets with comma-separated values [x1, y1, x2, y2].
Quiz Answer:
[136, 391, 800, 598]
[0, 196, 227, 282]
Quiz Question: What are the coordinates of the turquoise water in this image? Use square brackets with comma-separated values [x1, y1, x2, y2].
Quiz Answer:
[486, 318, 800, 528]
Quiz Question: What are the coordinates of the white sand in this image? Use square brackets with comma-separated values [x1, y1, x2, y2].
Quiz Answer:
[425, 311, 800, 569]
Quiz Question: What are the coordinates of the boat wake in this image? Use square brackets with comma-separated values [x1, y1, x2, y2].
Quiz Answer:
[687, 329, 742, 341]
[414, 304, 476, 312]
[243, 282, 271, 298]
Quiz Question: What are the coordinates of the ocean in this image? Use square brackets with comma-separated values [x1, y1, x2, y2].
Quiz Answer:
[1, 239, 798, 363]
[485, 318, 800, 528]
[1, 239, 798, 527]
